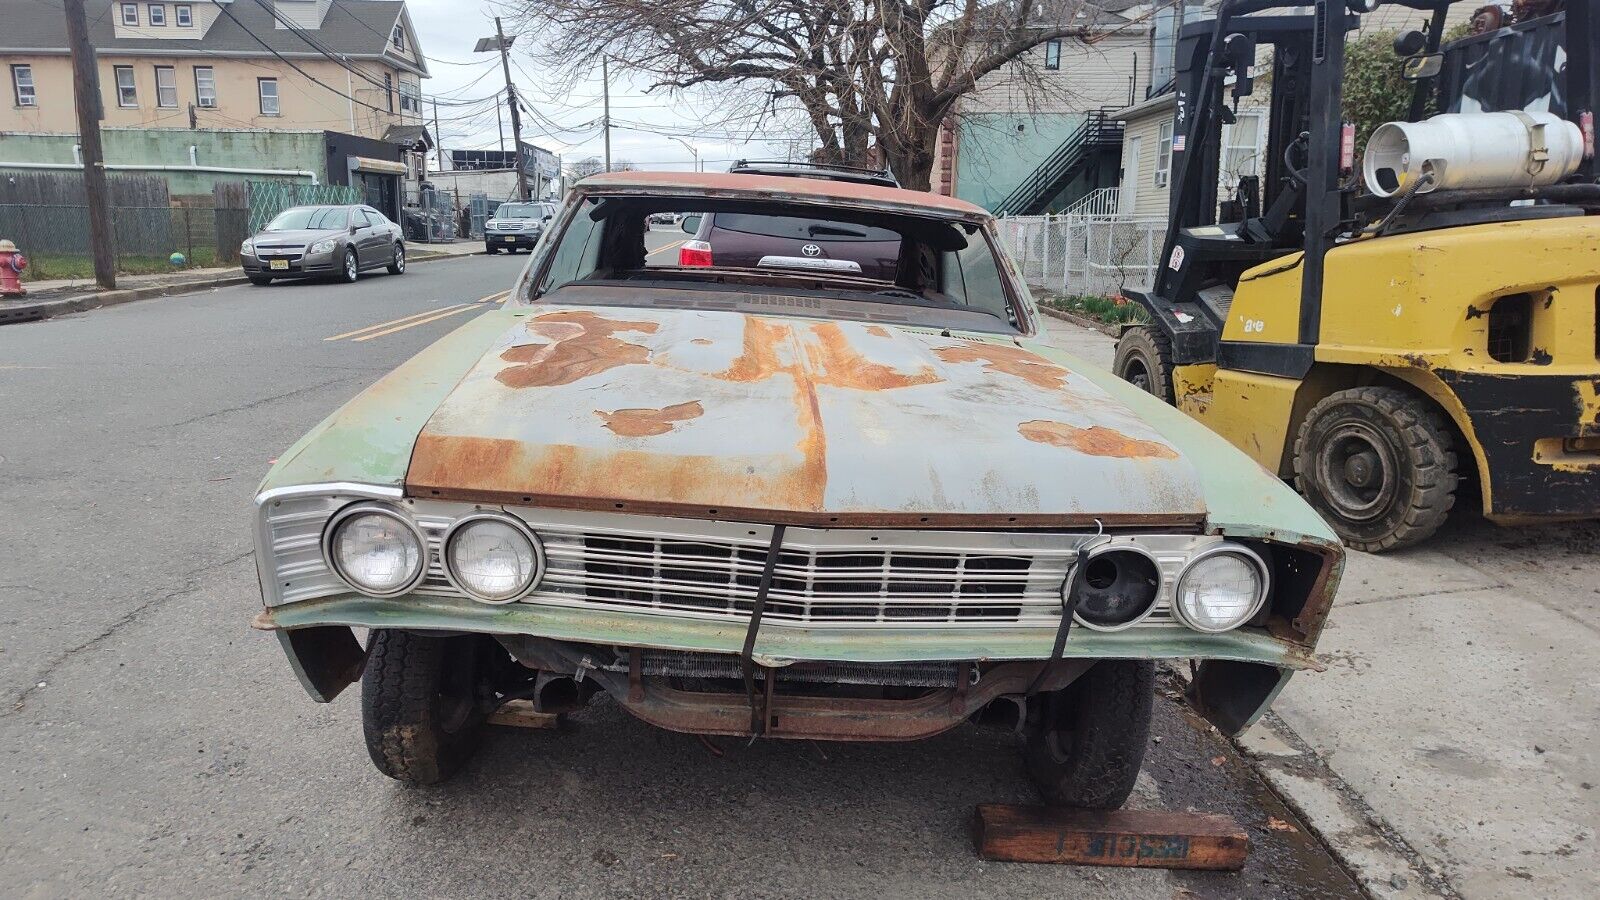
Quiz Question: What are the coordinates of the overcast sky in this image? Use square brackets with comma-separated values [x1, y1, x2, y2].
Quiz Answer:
[406, 1, 797, 172]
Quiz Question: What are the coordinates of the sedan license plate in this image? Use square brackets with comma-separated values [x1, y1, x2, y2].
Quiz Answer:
[269, 259, 289, 270]
[502, 236, 517, 242]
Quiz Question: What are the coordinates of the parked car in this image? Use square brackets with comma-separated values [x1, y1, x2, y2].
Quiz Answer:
[484, 201, 556, 254]
[241, 205, 404, 286]
[678, 210, 903, 280]
[251, 170, 1344, 808]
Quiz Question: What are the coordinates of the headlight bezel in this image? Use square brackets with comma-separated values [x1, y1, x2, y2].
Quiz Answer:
[308, 237, 338, 255]
[1067, 542, 1166, 633]
[241, 239, 255, 255]
[320, 502, 429, 598]
[1171, 543, 1271, 633]
[441, 511, 546, 604]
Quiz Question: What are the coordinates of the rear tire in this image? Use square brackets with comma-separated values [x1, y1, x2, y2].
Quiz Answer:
[1293, 386, 1458, 553]
[1113, 326, 1176, 404]
[386, 242, 406, 275]
[361, 630, 490, 785]
[247, 275, 272, 286]
[1024, 660, 1155, 809]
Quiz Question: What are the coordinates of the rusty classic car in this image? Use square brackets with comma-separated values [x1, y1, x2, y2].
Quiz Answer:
[251, 170, 1343, 807]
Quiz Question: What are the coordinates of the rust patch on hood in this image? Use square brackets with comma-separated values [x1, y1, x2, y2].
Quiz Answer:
[597, 400, 704, 437]
[496, 309, 660, 389]
[806, 322, 942, 390]
[864, 325, 891, 338]
[1019, 420, 1179, 459]
[934, 343, 1070, 391]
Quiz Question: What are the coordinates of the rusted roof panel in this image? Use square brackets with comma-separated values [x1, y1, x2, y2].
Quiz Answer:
[575, 171, 991, 219]
[405, 306, 1206, 526]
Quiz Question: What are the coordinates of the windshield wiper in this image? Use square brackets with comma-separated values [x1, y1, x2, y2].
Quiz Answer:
[807, 224, 869, 238]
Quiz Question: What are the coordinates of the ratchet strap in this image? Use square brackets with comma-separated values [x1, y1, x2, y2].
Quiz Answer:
[740, 524, 787, 737]
[1026, 536, 1104, 699]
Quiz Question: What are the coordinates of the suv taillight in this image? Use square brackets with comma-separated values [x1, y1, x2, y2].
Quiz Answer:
[678, 240, 713, 267]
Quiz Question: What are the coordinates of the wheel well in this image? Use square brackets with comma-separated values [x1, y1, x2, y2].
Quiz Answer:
[1286, 364, 1483, 509]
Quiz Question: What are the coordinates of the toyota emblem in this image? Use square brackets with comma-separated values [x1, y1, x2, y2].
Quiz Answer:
[801, 243, 822, 257]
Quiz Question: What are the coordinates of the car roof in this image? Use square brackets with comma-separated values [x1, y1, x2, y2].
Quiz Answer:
[574, 171, 990, 220]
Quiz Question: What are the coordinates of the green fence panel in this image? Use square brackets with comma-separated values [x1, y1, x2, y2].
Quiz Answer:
[246, 181, 363, 234]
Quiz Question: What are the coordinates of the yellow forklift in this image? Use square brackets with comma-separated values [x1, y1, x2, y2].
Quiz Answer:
[1113, 0, 1600, 551]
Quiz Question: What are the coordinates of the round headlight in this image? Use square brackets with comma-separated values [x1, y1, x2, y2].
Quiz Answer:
[444, 514, 543, 603]
[1068, 546, 1163, 631]
[1173, 547, 1268, 633]
[324, 505, 425, 597]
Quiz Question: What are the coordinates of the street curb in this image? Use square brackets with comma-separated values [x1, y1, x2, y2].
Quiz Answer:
[0, 247, 481, 326]
[1038, 304, 1122, 337]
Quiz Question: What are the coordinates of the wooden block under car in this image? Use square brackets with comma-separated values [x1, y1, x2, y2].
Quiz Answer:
[973, 804, 1249, 870]
[486, 699, 559, 729]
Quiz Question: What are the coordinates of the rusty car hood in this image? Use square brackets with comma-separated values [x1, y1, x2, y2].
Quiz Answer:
[403, 306, 1207, 526]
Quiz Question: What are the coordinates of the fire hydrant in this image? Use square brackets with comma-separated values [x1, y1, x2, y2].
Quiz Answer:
[0, 240, 26, 298]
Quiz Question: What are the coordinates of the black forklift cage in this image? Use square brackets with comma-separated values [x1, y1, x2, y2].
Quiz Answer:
[1151, 0, 1597, 364]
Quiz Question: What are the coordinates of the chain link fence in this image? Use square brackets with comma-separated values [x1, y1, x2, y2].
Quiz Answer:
[245, 181, 362, 234]
[0, 203, 227, 281]
[996, 214, 1167, 299]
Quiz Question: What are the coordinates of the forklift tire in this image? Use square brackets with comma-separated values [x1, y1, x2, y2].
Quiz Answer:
[1294, 387, 1458, 553]
[1113, 326, 1175, 404]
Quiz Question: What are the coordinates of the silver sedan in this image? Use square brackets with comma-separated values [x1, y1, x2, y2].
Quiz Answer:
[241, 204, 406, 286]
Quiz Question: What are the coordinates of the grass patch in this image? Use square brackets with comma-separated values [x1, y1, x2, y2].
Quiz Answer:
[1038, 292, 1150, 326]
[22, 248, 224, 282]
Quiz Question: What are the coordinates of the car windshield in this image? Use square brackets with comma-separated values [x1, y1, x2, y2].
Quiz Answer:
[532, 195, 1020, 332]
[496, 204, 541, 219]
[265, 207, 348, 231]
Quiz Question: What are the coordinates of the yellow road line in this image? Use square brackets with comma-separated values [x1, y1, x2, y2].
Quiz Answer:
[323, 304, 470, 342]
[352, 304, 479, 341]
[477, 289, 510, 303]
[647, 239, 686, 257]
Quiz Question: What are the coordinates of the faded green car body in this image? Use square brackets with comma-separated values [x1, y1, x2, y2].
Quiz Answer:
[255, 306, 1342, 736]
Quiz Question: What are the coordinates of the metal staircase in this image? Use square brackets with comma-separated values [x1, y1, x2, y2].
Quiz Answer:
[992, 108, 1125, 217]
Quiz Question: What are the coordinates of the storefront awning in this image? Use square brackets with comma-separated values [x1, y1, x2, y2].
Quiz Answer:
[349, 156, 408, 175]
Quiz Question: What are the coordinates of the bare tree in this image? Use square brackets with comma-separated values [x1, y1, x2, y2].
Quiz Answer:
[510, 0, 1107, 190]
[567, 156, 637, 179]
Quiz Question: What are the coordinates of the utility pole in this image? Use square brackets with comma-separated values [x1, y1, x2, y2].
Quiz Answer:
[601, 56, 612, 173]
[432, 99, 443, 171]
[479, 17, 530, 201]
[496, 99, 505, 154]
[64, 0, 115, 289]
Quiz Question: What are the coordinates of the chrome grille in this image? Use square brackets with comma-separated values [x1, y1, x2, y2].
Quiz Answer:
[259, 489, 1195, 628]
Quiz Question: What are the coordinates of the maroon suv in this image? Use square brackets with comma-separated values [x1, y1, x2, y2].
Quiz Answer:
[678, 211, 902, 280]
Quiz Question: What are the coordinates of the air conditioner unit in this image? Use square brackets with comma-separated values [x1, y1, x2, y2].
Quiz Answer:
[198, 98, 216, 108]
[1154, 172, 1169, 188]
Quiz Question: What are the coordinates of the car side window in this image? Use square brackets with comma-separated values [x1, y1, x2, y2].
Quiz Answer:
[536, 200, 603, 295]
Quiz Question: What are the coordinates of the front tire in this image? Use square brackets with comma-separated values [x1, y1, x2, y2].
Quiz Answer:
[361, 630, 490, 785]
[386, 242, 406, 275]
[247, 274, 272, 286]
[485, 245, 499, 255]
[1113, 326, 1175, 404]
[338, 247, 359, 283]
[1024, 659, 1154, 809]
[1293, 386, 1458, 553]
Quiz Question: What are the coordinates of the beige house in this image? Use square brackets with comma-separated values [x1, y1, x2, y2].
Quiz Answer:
[2, 0, 428, 144]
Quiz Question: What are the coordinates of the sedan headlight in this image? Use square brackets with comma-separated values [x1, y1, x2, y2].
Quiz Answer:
[323, 504, 426, 597]
[309, 238, 338, 255]
[443, 514, 544, 603]
[1173, 545, 1269, 633]
[241, 240, 255, 255]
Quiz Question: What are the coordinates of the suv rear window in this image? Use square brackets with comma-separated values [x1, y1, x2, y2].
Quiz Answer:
[711, 214, 901, 243]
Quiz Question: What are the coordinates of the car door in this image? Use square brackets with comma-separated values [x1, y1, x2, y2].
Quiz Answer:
[356, 208, 385, 261]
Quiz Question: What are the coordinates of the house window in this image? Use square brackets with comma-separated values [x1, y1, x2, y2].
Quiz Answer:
[258, 78, 279, 115]
[385, 73, 394, 113]
[120, 3, 138, 25]
[11, 64, 36, 107]
[194, 66, 215, 107]
[1220, 112, 1262, 183]
[175, 4, 192, 26]
[114, 65, 138, 107]
[1043, 40, 1062, 71]
[154, 65, 177, 108]
[148, 4, 165, 26]
[392, 24, 406, 52]
[1155, 120, 1174, 187]
[398, 81, 420, 114]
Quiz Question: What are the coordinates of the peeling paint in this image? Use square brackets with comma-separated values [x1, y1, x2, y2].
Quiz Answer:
[497, 310, 660, 389]
[1018, 420, 1181, 459]
[933, 343, 1071, 391]
[597, 400, 705, 437]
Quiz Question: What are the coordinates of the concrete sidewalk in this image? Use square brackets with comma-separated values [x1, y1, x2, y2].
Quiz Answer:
[1, 239, 484, 325]
[1036, 314, 1600, 899]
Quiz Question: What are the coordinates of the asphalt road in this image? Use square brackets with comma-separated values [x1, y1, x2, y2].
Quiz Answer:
[0, 250, 1361, 898]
